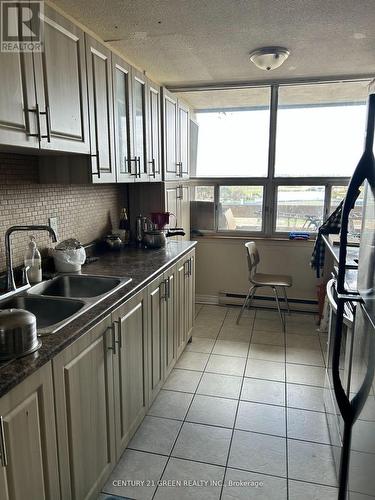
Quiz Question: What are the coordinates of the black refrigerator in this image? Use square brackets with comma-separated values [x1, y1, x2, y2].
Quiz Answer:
[326, 82, 375, 500]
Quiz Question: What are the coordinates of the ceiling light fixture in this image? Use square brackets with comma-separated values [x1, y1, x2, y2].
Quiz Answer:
[249, 47, 290, 71]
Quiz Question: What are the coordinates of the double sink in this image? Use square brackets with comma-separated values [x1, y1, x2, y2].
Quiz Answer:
[0, 274, 132, 335]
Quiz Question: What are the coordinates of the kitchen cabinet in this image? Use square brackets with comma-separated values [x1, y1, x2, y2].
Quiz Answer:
[112, 54, 134, 182]
[147, 80, 162, 182]
[176, 251, 195, 357]
[147, 274, 166, 403]
[112, 288, 148, 458]
[164, 264, 178, 377]
[53, 315, 116, 500]
[166, 183, 191, 239]
[86, 35, 116, 183]
[0, 6, 89, 154]
[132, 69, 148, 182]
[0, 362, 60, 500]
[162, 88, 190, 180]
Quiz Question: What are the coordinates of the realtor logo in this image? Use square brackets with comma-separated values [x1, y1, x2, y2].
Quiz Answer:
[1, 1, 44, 52]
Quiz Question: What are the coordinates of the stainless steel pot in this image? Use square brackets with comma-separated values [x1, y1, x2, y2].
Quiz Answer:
[143, 230, 166, 249]
[0, 308, 41, 360]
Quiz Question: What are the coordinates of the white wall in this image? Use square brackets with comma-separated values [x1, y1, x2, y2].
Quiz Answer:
[195, 237, 318, 304]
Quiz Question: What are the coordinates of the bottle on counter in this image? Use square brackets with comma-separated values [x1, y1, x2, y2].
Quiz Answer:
[119, 208, 130, 245]
[24, 235, 42, 283]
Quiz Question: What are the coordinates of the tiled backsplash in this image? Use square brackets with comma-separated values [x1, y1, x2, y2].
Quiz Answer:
[0, 153, 124, 271]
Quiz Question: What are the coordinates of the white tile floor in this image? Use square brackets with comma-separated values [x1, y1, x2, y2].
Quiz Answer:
[100, 304, 338, 500]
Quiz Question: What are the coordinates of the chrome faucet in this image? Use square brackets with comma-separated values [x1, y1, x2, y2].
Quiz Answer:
[5, 225, 58, 295]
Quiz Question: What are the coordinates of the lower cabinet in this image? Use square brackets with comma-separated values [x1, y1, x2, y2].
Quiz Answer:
[53, 315, 116, 500]
[176, 250, 195, 357]
[0, 362, 60, 500]
[112, 288, 149, 459]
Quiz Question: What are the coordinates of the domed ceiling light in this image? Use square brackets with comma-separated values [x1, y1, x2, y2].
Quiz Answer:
[249, 47, 290, 71]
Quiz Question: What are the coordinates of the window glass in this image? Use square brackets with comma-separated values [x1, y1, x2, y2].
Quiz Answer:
[218, 186, 263, 231]
[190, 186, 215, 232]
[275, 81, 369, 177]
[331, 185, 364, 239]
[276, 186, 325, 232]
[194, 87, 270, 177]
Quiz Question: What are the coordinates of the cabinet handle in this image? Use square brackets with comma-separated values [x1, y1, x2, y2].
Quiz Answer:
[107, 324, 116, 355]
[91, 151, 101, 179]
[176, 161, 183, 177]
[137, 156, 142, 178]
[160, 279, 168, 301]
[148, 158, 156, 178]
[113, 319, 122, 349]
[127, 157, 137, 176]
[0, 416, 8, 467]
[27, 104, 41, 140]
[189, 258, 192, 276]
[166, 277, 171, 299]
[184, 261, 189, 277]
[39, 105, 51, 142]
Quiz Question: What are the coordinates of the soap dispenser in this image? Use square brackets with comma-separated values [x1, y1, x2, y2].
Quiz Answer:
[24, 235, 42, 283]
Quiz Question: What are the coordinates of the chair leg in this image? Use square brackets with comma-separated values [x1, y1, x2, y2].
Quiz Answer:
[282, 287, 291, 315]
[272, 286, 285, 332]
[237, 286, 256, 325]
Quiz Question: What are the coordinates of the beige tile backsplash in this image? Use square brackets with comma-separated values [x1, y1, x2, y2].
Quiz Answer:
[0, 153, 124, 272]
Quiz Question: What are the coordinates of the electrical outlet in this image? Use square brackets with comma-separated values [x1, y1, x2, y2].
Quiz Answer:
[48, 217, 59, 241]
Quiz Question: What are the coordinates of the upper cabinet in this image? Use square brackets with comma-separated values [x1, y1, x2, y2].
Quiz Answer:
[131, 69, 149, 182]
[147, 80, 162, 182]
[0, 6, 89, 154]
[86, 35, 116, 183]
[33, 6, 90, 153]
[162, 88, 190, 181]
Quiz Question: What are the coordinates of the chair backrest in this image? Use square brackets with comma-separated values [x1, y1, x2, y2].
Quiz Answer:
[245, 241, 260, 282]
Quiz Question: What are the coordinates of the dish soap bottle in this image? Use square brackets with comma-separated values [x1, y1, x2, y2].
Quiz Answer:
[24, 235, 42, 283]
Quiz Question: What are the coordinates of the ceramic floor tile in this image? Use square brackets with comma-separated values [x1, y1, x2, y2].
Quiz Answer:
[184, 337, 216, 354]
[288, 480, 338, 500]
[205, 354, 246, 376]
[241, 377, 285, 406]
[218, 325, 253, 342]
[286, 383, 325, 412]
[128, 416, 181, 455]
[288, 439, 338, 487]
[228, 430, 287, 477]
[253, 317, 284, 333]
[195, 303, 203, 317]
[248, 343, 286, 363]
[286, 347, 325, 367]
[286, 364, 326, 387]
[195, 314, 225, 329]
[223, 468, 287, 500]
[148, 390, 193, 420]
[287, 408, 330, 444]
[98, 494, 127, 500]
[197, 372, 242, 399]
[175, 351, 209, 371]
[154, 458, 224, 500]
[199, 305, 228, 317]
[186, 394, 237, 428]
[286, 333, 321, 350]
[212, 340, 249, 358]
[235, 401, 286, 437]
[102, 449, 167, 500]
[163, 369, 202, 393]
[285, 322, 319, 336]
[190, 325, 222, 339]
[172, 422, 232, 466]
[251, 330, 285, 346]
[245, 358, 285, 382]
[254, 309, 282, 320]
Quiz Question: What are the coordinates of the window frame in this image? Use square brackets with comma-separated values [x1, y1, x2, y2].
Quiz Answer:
[189, 81, 365, 238]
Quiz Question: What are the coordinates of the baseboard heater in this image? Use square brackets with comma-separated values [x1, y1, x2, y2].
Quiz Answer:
[217, 291, 318, 313]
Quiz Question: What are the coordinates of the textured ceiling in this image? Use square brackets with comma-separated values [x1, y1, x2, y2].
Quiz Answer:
[51, 0, 375, 87]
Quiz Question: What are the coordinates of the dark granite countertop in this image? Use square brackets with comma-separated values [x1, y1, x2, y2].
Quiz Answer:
[0, 240, 196, 399]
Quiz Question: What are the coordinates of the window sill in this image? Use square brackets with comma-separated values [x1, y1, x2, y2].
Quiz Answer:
[191, 233, 316, 243]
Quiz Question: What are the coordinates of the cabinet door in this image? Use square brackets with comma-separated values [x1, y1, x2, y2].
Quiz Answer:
[176, 258, 187, 358]
[112, 54, 135, 182]
[147, 80, 162, 181]
[178, 185, 190, 240]
[166, 185, 178, 222]
[0, 51, 39, 148]
[112, 289, 148, 458]
[53, 316, 115, 500]
[33, 6, 90, 153]
[163, 89, 178, 180]
[188, 251, 196, 335]
[164, 265, 177, 377]
[178, 101, 190, 178]
[148, 275, 166, 403]
[0, 362, 60, 500]
[86, 35, 116, 183]
[132, 69, 148, 182]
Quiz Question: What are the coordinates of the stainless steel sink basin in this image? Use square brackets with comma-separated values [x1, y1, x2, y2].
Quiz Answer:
[29, 274, 129, 298]
[0, 295, 85, 334]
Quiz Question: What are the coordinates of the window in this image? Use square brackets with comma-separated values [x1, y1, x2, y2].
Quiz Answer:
[330, 185, 364, 238]
[218, 186, 263, 232]
[275, 82, 368, 177]
[194, 87, 270, 177]
[275, 186, 325, 232]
